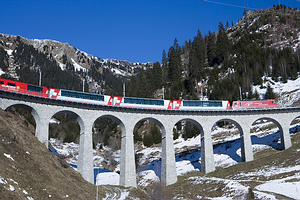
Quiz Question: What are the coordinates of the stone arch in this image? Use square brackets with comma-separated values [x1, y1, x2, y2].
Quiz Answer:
[214, 118, 250, 162]
[132, 116, 177, 186]
[50, 110, 84, 138]
[135, 117, 166, 144]
[251, 117, 284, 150]
[4, 103, 43, 141]
[4, 103, 39, 127]
[92, 114, 126, 185]
[99, 114, 126, 135]
[133, 117, 165, 173]
[179, 118, 204, 132]
[289, 115, 300, 144]
[172, 118, 203, 171]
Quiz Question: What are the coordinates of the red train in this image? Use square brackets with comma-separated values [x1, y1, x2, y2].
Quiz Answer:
[0, 78, 48, 97]
[232, 100, 277, 109]
[0, 78, 277, 110]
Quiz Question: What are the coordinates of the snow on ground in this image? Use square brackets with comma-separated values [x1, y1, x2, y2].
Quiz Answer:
[71, 58, 87, 72]
[49, 120, 300, 199]
[255, 177, 300, 199]
[48, 75, 300, 198]
[96, 172, 119, 186]
[137, 170, 159, 187]
[4, 153, 15, 161]
[252, 76, 300, 107]
[111, 68, 132, 77]
[0, 68, 5, 76]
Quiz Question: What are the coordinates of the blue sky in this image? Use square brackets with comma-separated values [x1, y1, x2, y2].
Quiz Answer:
[1, 0, 300, 63]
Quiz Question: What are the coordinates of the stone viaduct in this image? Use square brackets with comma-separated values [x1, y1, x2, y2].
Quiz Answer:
[0, 90, 299, 187]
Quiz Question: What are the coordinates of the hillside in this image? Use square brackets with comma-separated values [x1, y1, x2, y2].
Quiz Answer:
[0, 108, 109, 200]
[0, 33, 151, 95]
[125, 5, 300, 103]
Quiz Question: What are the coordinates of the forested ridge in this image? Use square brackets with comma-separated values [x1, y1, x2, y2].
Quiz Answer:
[126, 4, 300, 103]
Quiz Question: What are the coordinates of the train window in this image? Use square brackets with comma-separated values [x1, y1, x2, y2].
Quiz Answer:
[67, 91, 72, 97]
[99, 95, 104, 101]
[83, 93, 90, 100]
[28, 84, 43, 93]
[7, 82, 16, 87]
[76, 92, 83, 99]
[271, 101, 275, 104]
[144, 99, 150, 105]
[132, 98, 138, 104]
[215, 101, 222, 107]
[197, 101, 203, 106]
[90, 94, 96, 100]
[125, 97, 164, 106]
[124, 97, 134, 104]
[0, 81, 4, 84]
[158, 100, 164, 106]
[203, 102, 209, 107]
[137, 99, 144, 104]
[183, 101, 189, 106]
[124, 97, 130, 103]
[75, 92, 79, 98]
[61, 90, 69, 97]
[91, 94, 104, 101]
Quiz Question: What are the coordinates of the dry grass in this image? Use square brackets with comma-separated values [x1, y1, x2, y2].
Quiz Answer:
[0, 109, 108, 200]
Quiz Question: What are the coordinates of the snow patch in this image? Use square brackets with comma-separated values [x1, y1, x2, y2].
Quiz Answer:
[4, 153, 14, 161]
[96, 172, 119, 186]
[71, 58, 87, 72]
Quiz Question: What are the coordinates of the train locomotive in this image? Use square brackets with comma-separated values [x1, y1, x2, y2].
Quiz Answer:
[0, 78, 277, 110]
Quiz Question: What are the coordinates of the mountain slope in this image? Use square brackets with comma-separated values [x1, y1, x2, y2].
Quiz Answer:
[0, 108, 105, 200]
[0, 33, 151, 95]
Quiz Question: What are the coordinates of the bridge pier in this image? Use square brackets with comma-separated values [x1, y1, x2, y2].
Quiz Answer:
[120, 122, 137, 187]
[239, 122, 254, 162]
[77, 119, 94, 184]
[161, 123, 177, 186]
[33, 109, 52, 147]
[279, 120, 292, 150]
[201, 122, 215, 173]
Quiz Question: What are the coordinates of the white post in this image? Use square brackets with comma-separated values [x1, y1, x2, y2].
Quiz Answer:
[239, 86, 242, 100]
[123, 82, 125, 97]
[39, 69, 42, 86]
[83, 79, 85, 93]
[96, 168, 99, 200]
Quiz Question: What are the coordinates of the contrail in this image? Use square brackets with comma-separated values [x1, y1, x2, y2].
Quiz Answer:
[204, 0, 256, 10]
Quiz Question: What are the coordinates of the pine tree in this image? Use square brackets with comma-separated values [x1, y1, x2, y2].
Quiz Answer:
[206, 31, 216, 66]
[168, 38, 182, 82]
[215, 22, 231, 64]
[265, 83, 276, 99]
[188, 30, 206, 81]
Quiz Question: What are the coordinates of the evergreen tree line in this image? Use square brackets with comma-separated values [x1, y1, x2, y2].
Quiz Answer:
[88, 60, 123, 96]
[0, 47, 8, 71]
[126, 5, 300, 103]
[7, 36, 84, 91]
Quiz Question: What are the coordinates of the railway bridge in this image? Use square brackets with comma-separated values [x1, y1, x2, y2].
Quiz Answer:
[0, 90, 299, 187]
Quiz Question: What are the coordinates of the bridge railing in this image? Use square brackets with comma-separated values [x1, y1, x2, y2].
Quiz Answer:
[0, 85, 48, 98]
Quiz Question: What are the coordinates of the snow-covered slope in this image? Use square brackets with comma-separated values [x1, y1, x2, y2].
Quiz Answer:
[49, 111, 300, 199]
